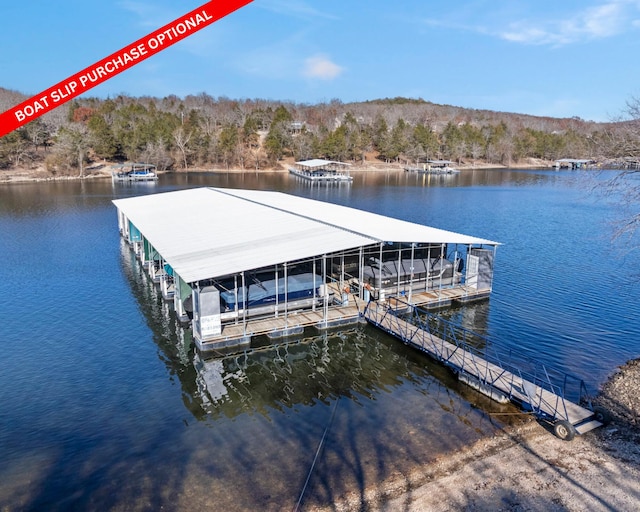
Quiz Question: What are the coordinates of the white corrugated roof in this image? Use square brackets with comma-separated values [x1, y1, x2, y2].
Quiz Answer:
[222, 188, 498, 246]
[294, 159, 351, 168]
[113, 187, 498, 283]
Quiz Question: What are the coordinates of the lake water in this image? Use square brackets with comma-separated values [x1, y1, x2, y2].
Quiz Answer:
[1, 169, 639, 511]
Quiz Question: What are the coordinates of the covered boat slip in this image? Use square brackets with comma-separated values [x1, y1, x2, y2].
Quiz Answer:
[404, 160, 459, 174]
[111, 162, 158, 182]
[112, 187, 499, 351]
[288, 158, 353, 182]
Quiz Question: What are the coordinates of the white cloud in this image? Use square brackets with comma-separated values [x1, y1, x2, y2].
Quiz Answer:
[500, 0, 634, 45]
[302, 55, 343, 80]
[421, 0, 640, 46]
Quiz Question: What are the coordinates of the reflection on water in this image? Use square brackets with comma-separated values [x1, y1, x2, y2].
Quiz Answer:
[114, 223, 517, 510]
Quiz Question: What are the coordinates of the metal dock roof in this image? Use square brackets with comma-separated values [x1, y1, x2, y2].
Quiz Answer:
[294, 159, 352, 168]
[222, 188, 497, 246]
[112, 187, 498, 283]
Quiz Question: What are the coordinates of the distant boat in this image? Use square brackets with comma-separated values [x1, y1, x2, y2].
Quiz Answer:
[111, 163, 158, 182]
[289, 159, 353, 182]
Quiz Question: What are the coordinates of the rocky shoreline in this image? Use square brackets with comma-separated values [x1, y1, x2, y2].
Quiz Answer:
[596, 359, 640, 434]
[311, 358, 640, 511]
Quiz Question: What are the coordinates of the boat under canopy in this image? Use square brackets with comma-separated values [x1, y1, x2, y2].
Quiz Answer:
[217, 272, 323, 316]
[111, 162, 158, 182]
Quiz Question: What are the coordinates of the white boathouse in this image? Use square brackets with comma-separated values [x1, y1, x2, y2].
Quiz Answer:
[113, 187, 499, 352]
[288, 159, 353, 182]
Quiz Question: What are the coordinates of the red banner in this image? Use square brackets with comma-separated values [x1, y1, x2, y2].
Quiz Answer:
[0, 0, 253, 138]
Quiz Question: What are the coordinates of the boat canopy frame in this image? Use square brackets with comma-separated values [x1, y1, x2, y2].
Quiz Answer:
[113, 188, 499, 344]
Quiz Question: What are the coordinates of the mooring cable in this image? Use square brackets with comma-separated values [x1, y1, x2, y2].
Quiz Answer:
[293, 396, 340, 512]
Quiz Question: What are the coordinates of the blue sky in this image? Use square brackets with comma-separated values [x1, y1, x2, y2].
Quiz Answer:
[1, 0, 640, 122]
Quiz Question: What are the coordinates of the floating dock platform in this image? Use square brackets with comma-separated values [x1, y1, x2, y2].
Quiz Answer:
[195, 282, 492, 351]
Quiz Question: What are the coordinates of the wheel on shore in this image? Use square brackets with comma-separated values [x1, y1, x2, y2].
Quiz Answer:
[553, 420, 576, 441]
[592, 406, 611, 425]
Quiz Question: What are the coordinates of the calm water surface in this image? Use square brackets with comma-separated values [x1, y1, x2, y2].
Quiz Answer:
[1, 169, 638, 511]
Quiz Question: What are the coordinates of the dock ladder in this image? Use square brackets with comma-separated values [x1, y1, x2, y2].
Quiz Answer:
[363, 300, 607, 440]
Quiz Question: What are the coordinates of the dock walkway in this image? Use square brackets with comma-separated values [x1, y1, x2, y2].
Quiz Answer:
[199, 303, 364, 351]
[364, 301, 602, 440]
[197, 284, 490, 351]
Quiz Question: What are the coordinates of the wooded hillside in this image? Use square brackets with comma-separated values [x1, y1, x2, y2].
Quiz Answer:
[1, 87, 637, 175]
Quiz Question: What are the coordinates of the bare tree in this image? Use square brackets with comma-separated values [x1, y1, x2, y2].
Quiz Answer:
[140, 140, 173, 171]
[0, 130, 31, 169]
[51, 124, 89, 176]
[24, 119, 50, 152]
[601, 96, 640, 242]
[470, 142, 483, 165]
[173, 126, 192, 169]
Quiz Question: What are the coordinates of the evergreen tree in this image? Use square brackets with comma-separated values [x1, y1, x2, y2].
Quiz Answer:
[88, 115, 119, 160]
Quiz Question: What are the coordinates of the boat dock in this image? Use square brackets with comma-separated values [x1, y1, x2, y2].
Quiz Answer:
[289, 159, 353, 182]
[553, 158, 596, 170]
[363, 300, 604, 440]
[404, 160, 460, 174]
[113, 187, 499, 353]
[111, 162, 158, 182]
[113, 188, 606, 440]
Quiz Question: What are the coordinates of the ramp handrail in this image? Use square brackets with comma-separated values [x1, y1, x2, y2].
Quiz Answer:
[364, 299, 593, 423]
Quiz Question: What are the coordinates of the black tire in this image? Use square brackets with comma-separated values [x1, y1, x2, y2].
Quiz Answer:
[593, 406, 611, 425]
[553, 420, 576, 441]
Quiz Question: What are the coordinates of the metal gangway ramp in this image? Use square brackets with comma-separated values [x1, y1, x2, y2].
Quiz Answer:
[363, 300, 605, 440]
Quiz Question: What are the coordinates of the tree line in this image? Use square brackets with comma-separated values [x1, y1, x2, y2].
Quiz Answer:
[1, 91, 638, 175]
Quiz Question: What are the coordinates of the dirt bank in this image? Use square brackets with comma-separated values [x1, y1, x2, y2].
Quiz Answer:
[311, 359, 640, 512]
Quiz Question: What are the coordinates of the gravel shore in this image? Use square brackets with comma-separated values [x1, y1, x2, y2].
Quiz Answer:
[312, 359, 640, 512]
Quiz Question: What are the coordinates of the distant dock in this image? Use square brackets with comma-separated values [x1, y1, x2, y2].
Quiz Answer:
[404, 160, 460, 174]
[553, 158, 596, 170]
[289, 159, 353, 182]
[111, 162, 158, 182]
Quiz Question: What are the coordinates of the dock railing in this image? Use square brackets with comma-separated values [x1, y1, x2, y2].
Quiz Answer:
[364, 299, 595, 424]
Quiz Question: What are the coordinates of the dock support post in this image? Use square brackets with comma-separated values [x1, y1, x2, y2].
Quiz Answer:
[284, 262, 288, 329]
[312, 259, 317, 312]
[322, 254, 328, 328]
[408, 243, 415, 304]
[173, 272, 189, 323]
[358, 247, 364, 300]
[274, 264, 279, 318]
[233, 274, 239, 325]
[396, 246, 401, 295]
[378, 242, 383, 300]
[340, 253, 345, 293]
[241, 271, 247, 337]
